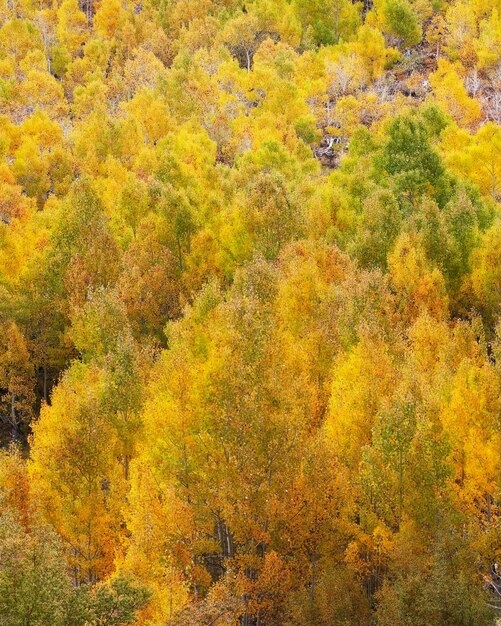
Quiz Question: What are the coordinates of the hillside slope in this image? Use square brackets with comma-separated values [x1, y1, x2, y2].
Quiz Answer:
[0, 0, 500, 624]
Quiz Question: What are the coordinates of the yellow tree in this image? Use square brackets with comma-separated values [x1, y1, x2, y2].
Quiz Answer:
[388, 232, 449, 323]
[466, 123, 501, 200]
[29, 363, 125, 583]
[0, 322, 34, 442]
[471, 220, 501, 324]
[429, 59, 482, 127]
[56, 0, 88, 59]
[441, 358, 501, 529]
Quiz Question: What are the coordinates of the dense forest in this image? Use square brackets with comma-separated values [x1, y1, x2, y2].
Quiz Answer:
[0, 0, 500, 623]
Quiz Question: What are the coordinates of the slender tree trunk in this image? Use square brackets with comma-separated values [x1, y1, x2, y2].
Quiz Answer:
[43, 365, 48, 403]
[399, 445, 403, 526]
[310, 556, 316, 607]
[11, 393, 18, 441]
[177, 237, 183, 272]
[169, 576, 173, 619]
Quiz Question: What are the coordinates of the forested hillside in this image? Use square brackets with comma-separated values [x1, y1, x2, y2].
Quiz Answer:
[0, 0, 500, 623]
